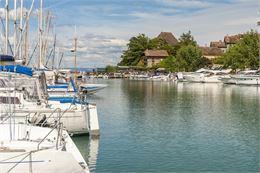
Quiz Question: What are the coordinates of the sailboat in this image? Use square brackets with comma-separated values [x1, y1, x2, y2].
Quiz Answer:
[0, 110, 89, 173]
[0, 64, 99, 136]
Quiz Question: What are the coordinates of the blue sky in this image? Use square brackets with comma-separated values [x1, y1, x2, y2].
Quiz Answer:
[0, 0, 259, 68]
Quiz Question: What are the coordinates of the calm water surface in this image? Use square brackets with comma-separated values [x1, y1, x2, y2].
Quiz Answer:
[73, 79, 259, 173]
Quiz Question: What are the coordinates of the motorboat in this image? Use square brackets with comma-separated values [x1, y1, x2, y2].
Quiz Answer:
[185, 69, 231, 83]
[220, 70, 260, 85]
[150, 74, 171, 81]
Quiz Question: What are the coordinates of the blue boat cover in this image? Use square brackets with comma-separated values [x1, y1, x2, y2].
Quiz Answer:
[55, 82, 69, 85]
[47, 85, 69, 89]
[70, 77, 77, 92]
[48, 96, 88, 104]
[48, 97, 74, 100]
[0, 55, 14, 62]
[0, 65, 33, 76]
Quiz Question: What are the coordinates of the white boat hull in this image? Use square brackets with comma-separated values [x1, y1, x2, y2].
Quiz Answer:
[0, 124, 89, 173]
[0, 150, 88, 173]
[0, 103, 98, 135]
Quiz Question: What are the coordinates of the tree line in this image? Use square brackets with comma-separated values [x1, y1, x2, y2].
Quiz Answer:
[112, 30, 260, 72]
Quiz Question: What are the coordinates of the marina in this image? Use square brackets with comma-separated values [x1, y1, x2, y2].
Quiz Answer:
[0, 0, 259, 172]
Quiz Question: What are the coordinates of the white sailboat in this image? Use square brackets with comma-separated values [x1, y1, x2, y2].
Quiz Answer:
[0, 118, 89, 173]
[0, 66, 99, 136]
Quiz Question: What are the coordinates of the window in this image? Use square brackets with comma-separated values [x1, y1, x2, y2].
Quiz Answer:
[0, 97, 21, 104]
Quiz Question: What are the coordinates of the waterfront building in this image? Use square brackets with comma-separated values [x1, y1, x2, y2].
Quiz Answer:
[200, 47, 224, 60]
[158, 32, 178, 46]
[209, 34, 243, 53]
[210, 40, 227, 52]
[224, 34, 243, 49]
[144, 50, 169, 67]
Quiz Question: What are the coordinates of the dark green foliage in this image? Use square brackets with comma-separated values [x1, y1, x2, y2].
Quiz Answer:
[160, 56, 177, 71]
[175, 44, 203, 71]
[118, 34, 172, 66]
[118, 34, 151, 66]
[178, 31, 197, 47]
[118, 30, 260, 71]
[222, 30, 259, 70]
[105, 65, 117, 72]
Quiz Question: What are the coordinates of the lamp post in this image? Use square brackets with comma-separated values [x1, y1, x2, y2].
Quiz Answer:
[258, 10, 260, 70]
[257, 20, 260, 70]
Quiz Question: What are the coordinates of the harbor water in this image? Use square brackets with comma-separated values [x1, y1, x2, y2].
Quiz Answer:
[73, 79, 259, 173]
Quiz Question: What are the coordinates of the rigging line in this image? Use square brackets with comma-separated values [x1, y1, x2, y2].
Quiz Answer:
[0, 151, 31, 162]
[45, 48, 53, 66]
[27, 43, 38, 66]
[58, 52, 64, 69]
[0, 16, 14, 55]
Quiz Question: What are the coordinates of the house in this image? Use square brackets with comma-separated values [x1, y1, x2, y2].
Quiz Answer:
[144, 50, 169, 67]
[158, 32, 178, 46]
[224, 34, 243, 49]
[210, 40, 227, 52]
[200, 47, 224, 60]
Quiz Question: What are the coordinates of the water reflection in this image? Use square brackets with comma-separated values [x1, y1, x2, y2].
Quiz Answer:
[77, 80, 259, 172]
[119, 81, 259, 172]
[72, 136, 100, 172]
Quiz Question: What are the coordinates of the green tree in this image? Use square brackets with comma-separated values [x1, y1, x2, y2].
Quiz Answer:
[105, 65, 117, 72]
[175, 44, 203, 71]
[149, 37, 175, 55]
[223, 30, 259, 70]
[118, 34, 151, 66]
[178, 31, 197, 47]
[160, 56, 177, 71]
[118, 34, 174, 66]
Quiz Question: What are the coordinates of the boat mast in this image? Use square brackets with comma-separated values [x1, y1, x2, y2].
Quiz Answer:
[19, 0, 23, 60]
[5, 0, 9, 55]
[74, 26, 77, 82]
[13, 0, 17, 58]
[38, 0, 43, 69]
[52, 34, 56, 70]
[24, 12, 29, 65]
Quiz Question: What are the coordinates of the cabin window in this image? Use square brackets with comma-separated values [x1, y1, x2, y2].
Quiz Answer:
[0, 97, 21, 104]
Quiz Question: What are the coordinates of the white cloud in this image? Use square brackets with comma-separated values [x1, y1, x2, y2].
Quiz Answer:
[0, 7, 32, 21]
[154, 0, 213, 9]
[1, 0, 259, 67]
[54, 29, 127, 68]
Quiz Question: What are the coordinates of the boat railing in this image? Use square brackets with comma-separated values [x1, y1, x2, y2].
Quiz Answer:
[0, 113, 12, 124]
[37, 108, 70, 150]
[40, 108, 62, 127]
[37, 120, 63, 151]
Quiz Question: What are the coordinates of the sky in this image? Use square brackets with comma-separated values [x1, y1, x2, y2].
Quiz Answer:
[0, 0, 259, 68]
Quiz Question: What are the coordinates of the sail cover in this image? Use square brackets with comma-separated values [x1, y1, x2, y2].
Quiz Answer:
[0, 55, 14, 62]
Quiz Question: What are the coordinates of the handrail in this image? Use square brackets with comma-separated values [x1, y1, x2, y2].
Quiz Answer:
[40, 108, 61, 127]
[37, 108, 69, 150]
[37, 123, 58, 150]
